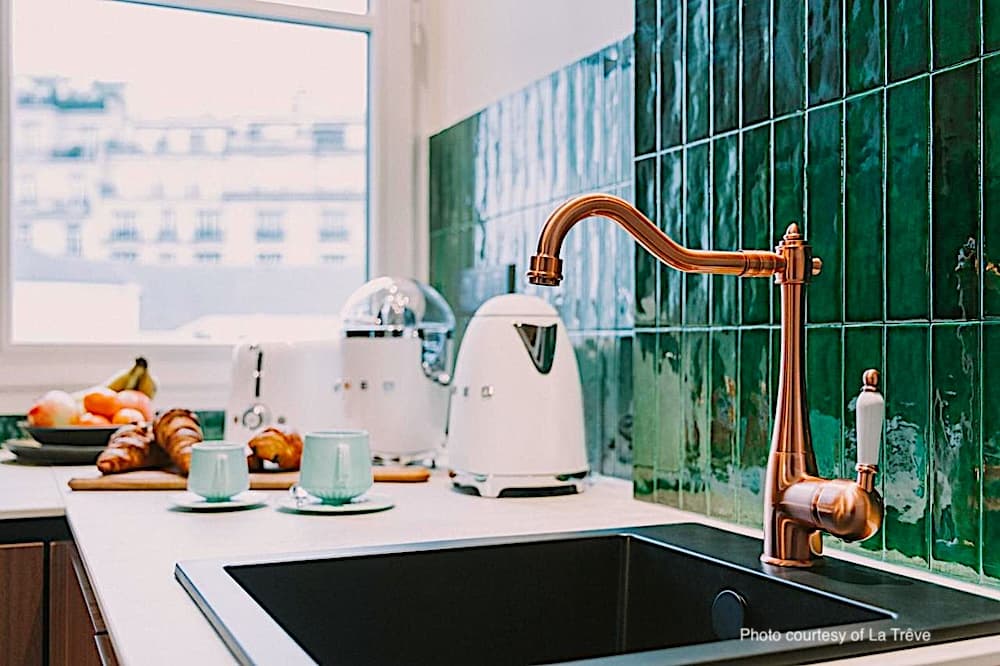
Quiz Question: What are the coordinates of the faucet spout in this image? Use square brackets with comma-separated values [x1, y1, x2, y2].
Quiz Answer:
[526, 194, 785, 286]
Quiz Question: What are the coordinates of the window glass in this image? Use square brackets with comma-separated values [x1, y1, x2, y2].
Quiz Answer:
[11, 0, 368, 343]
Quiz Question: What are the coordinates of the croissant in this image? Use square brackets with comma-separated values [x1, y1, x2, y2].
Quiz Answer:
[153, 408, 203, 474]
[248, 428, 303, 470]
[97, 423, 169, 474]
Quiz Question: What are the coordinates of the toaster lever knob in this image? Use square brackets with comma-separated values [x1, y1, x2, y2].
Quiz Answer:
[242, 404, 269, 430]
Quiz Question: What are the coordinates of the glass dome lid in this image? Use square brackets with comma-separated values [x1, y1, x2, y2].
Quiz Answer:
[340, 277, 455, 334]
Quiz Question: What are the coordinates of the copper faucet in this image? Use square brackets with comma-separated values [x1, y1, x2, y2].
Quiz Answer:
[527, 193, 884, 567]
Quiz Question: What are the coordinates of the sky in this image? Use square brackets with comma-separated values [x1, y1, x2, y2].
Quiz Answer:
[13, 0, 369, 119]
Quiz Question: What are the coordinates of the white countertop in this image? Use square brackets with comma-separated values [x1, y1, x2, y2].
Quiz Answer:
[2, 453, 1000, 666]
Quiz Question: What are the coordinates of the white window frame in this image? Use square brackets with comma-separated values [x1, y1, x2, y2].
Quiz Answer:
[0, 0, 419, 412]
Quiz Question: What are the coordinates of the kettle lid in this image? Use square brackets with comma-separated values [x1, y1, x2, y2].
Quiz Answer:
[473, 294, 558, 318]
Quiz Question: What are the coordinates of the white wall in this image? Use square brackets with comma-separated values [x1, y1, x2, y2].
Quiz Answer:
[418, 0, 634, 135]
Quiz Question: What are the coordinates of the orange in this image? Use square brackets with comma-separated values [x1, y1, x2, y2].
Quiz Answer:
[82, 387, 121, 418]
[73, 412, 111, 426]
[112, 407, 145, 425]
[116, 390, 153, 421]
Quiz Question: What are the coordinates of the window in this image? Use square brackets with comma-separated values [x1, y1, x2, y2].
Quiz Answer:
[256, 252, 282, 265]
[319, 209, 350, 242]
[193, 210, 223, 243]
[8, 0, 370, 344]
[109, 211, 140, 242]
[194, 251, 222, 264]
[65, 223, 81, 257]
[255, 210, 286, 242]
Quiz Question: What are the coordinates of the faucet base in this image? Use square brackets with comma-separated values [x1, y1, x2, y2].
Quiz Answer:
[760, 555, 817, 568]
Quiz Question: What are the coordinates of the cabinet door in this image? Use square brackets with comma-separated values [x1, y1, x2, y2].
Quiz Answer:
[0, 542, 44, 666]
[49, 541, 102, 666]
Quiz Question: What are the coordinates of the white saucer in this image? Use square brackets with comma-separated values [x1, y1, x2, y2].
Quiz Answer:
[278, 493, 394, 515]
[169, 491, 267, 511]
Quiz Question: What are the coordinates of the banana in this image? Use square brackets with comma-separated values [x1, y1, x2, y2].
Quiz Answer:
[105, 358, 147, 392]
[137, 368, 158, 399]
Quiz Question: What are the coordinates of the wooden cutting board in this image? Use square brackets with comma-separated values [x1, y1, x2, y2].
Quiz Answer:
[68, 466, 430, 491]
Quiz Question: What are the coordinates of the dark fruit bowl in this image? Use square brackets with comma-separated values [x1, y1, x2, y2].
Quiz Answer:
[20, 422, 120, 447]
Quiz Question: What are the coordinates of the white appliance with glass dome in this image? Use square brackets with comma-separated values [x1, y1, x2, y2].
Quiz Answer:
[337, 277, 455, 461]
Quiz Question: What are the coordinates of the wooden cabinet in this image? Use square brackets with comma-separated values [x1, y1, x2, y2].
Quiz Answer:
[0, 542, 45, 665]
[50, 541, 103, 666]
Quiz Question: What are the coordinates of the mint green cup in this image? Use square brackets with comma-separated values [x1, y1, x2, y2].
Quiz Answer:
[299, 430, 372, 504]
[187, 441, 250, 502]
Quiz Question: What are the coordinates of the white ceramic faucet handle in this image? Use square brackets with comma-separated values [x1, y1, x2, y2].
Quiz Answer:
[856, 369, 884, 468]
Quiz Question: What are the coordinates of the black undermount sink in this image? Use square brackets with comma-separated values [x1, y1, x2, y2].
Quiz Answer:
[176, 523, 1000, 665]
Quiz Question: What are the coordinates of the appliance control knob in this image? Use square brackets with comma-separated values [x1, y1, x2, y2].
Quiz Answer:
[241, 404, 269, 430]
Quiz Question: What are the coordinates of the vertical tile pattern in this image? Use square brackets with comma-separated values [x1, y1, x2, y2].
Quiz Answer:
[712, 135, 739, 326]
[932, 65, 980, 320]
[983, 324, 1000, 579]
[635, 157, 658, 326]
[660, 151, 685, 326]
[741, 125, 771, 325]
[807, 327, 843, 480]
[710, 330, 738, 521]
[712, 0, 740, 133]
[931, 324, 981, 574]
[933, 0, 980, 68]
[682, 330, 710, 514]
[772, 0, 804, 115]
[886, 78, 930, 320]
[844, 92, 884, 323]
[845, 0, 883, 94]
[885, 326, 930, 565]
[984, 56, 1000, 317]
[742, 0, 770, 125]
[887, 0, 928, 82]
[635, 0, 657, 156]
[806, 105, 843, 323]
[808, 0, 843, 105]
[685, 145, 711, 325]
[686, 0, 711, 141]
[738, 329, 772, 527]
[656, 331, 683, 505]
[659, 0, 684, 149]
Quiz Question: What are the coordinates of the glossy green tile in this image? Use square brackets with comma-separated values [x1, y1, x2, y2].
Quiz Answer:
[774, 116, 805, 324]
[713, 0, 740, 133]
[709, 330, 738, 521]
[983, 324, 1000, 579]
[737, 328, 772, 527]
[659, 0, 683, 149]
[635, 0, 657, 156]
[987, 1, 1000, 52]
[712, 135, 739, 326]
[635, 157, 658, 326]
[808, 0, 843, 105]
[984, 56, 1000, 317]
[633, 332, 659, 498]
[930, 324, 981, 574]
[845, 91, 884, 323]
[741, 125, 772, 325]
[686, 0, 711, 141]
[844, 326, 884, 553]
[884, 325, 930, 566]
[807, 327, 843, 479]
[932, 0, 979, 69]
[574, 336, 604, 467]
[846, 0, 883, 93]
[659, 150, 684, 326]
[656, 330, 683, 506]
[932, 65, 980, 320]
[685, 144, 711, 325]
[887, 0, 929, 81]
[610, 335, 635, 479]
[773, 0, 805, 115]
[806, 104, 843, 323]
[886, 78, 930, 321]
[742, 0, 770, 125]
[682, 330, 710, 514]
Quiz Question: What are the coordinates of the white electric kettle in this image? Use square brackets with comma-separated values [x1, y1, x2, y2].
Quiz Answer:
[447, 294, 588, 497]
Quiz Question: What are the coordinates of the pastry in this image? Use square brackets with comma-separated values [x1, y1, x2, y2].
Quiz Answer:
[97, 423, 169, 474]
[153, 408, 203, 474]
[248, 427, 303, 470]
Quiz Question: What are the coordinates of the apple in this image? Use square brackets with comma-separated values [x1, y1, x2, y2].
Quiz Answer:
[27, 390, 80, 427]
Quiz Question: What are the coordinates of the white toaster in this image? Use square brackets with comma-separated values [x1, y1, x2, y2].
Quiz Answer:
[224, 338, 344, 443]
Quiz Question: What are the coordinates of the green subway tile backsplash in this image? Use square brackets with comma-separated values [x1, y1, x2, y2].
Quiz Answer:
[429, 2, 1000, 589]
